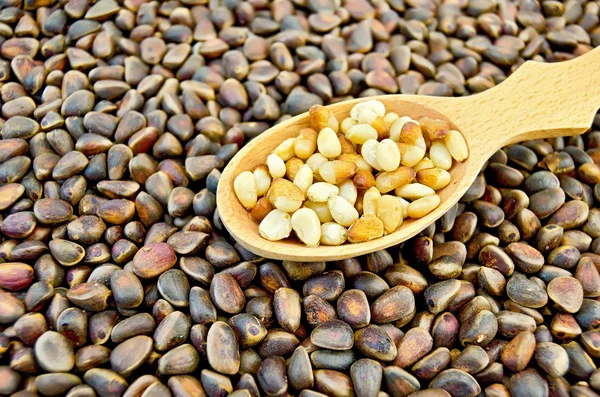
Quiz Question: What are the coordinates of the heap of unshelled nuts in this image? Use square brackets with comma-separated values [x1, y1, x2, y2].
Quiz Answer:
[234, 100, 468, 246]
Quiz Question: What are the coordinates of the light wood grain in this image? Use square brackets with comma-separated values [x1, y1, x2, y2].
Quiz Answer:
[217, 46, 600, 262]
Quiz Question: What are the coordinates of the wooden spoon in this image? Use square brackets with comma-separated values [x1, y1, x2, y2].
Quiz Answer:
[217, 46, 600, 262]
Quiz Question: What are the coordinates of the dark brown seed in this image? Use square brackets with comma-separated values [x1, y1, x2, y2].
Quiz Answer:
[371, 286, 415, 324]
[430, 369, 481, 397]
[66, 282, 111, 311]
[383, 366, 421, 397]
[535, 342, 569, 377]
[500, 331, 536, 372]
[288, 346, 314, 390]
[153, 311, 191, 352]
[547, 276, 584, 313]
[258, 356, 288, 396]
[506, 274, 548, 308]
[34, 331, 75, 372]
[412, 347, 451, 381]
[311, 319, 354, 350]
[131, 242, 177, 279]
[210, 272, 246, 314]
[0, 263, 33, 291]
[258, 329, 299, 358]
[110, 335, 153, 377]
[354, 324, 397, 362]
[303, 294, 337, 327]
[84, 368, 128, 397]
[206, 321, 240, 375]
[508, 369, 548, 397]
[75, 345, 111, 373]
[314, 369, 354, 397]
[337, 289, 370, 328]
[505, 242, 545, 273]
[57, 307, 88, 347]
[394, 327, 433, 368]
[451, 345, 489, 374]
[110, 270, 143, 309]
[228, 313, 267, 348]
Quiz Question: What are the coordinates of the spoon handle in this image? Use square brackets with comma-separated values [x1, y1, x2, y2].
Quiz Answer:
[461, 45, 600, 152]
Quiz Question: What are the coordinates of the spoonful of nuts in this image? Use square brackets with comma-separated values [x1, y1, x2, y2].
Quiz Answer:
[217, 46, 600, 262]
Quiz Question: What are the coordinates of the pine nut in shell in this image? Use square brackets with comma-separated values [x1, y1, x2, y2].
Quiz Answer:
[320, 222, 348, 246]
[266, 154, 286, 179]
[259, 209, 292, 241]
[234, 171, 257, 211]
[291, 208, 321, 247]
[408, 195, 441, 218]
[317, 128, 342, 159]
[376, 139, 401, 172]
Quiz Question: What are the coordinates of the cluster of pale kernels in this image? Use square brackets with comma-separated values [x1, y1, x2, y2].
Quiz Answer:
[233, 100, 468, 246]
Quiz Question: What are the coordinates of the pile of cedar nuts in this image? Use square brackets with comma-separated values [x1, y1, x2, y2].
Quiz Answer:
[234, 99, 468, 246]
[0, 0, 599, 396]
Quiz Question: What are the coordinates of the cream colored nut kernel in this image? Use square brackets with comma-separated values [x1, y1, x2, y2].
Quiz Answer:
[304, 200, 334, 223]
[377, 195, 403, 233]
[398, 197, 410, 218]
[338, 133, 356, 155]
[417, 168, 451, 190]
[251, 197, 274, 222]
[383, 112, 399, 128]
[337, 154, 372, 173]
[347, 213, 384, 243]
[340, 117, 358, 134]
[346, 124, 378, 145]
[338, 179, 358, 206]
[291, 207, 321, 247]
[294, 128, 318, 159]
[285, 157, 304, 181]
[293, 164, 313, 197]
[389, 116, 414, 141]
[407, 194, 441, 218]
[266, 154, 286, 178]
[320, 222, 348, 246]
[375, 166, 416, 194]
[376, 139, 401, 171]
[444, 130, 468, 162]
[395, 183, 436, 200]
[413, 157, 435, 172]
[430, 140, 453, 170]
[309, 105, 332, 132]
[234, 171, 258, 210]
[259, 209, 293, 241]
[415, 136, 427, 152]
[419, 117, 451, 141]
[397, 143, 426, 167]
[307, 182, 339, 202]
[306, 153, 329, 172]
[253, 165, 272, 196]
[360, 139, 382, 171]
[350, 100, 385, 119]
[318, 160, 358, 185]
[317, 127, 342, 158]
[267, 178, 305, 213]
[327, 114, 339, 133]
[327, 195, 359, 227]
[272, 137, 296, 161]
[363, 187, 381, 216]
[371, 116, 389, 140]
[357, 108, 378, 125]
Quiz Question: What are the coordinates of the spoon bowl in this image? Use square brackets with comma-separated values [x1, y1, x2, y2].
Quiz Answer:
[217, 46, 600, 261]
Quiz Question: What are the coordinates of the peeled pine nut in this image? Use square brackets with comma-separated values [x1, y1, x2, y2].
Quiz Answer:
[285, 158, 304, 181]
[395, 183, 436, 200]
[356, 108, 378, 125]
[363, 187, 381, 215]
[310, 105, 333, 132]
[376, 139, 401, 171]
[307, 182, 339, 202]
[360, 139, 382, 171]
[293, 164, 313, 197]
[272, 138, 296, 161]
[417, 168, 451, 190]
[251, 197, 274, 222]
[291, 208, 321, 247]
[337, 133, 356, 154]
[338, 179, 357, 206]
[320, 222, 348, 246]
[397, 143, 426, 167]
[234, 171, 258, 210]
[444, 130, 468, 162]
[419, 117, 451, 141]
[317, 127, 342, 158]
[340, 117, 357, 134]
[266, 154, 286, 178]
[306, 153, 329, 172]
[304, 200, 334, 223]
[347, 213, 384, 243]
[371, 116, 389, 140]
[413, 157, 435, 172]
[259, 209, 292, 241]
[318, 160, 358, 184]
[337, 154, 372, 172]
[327, 195, 359, 227]
[294, 128, 317, 159]
[253, 165, 272, 196]
[375, 167, 416, 194]
[350, 100, 385, 119]
[353, 170, 376, 190]
[346, 124, 378, 145]
[267, 178, 304, 212]
[398, 197, 410, 218]
[430, 140, 453, 170]
[383, 112, 399, 128]
[377, 195, 403, 233]
[407, 194, 441, 218]
[389, 116, 414, 141]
